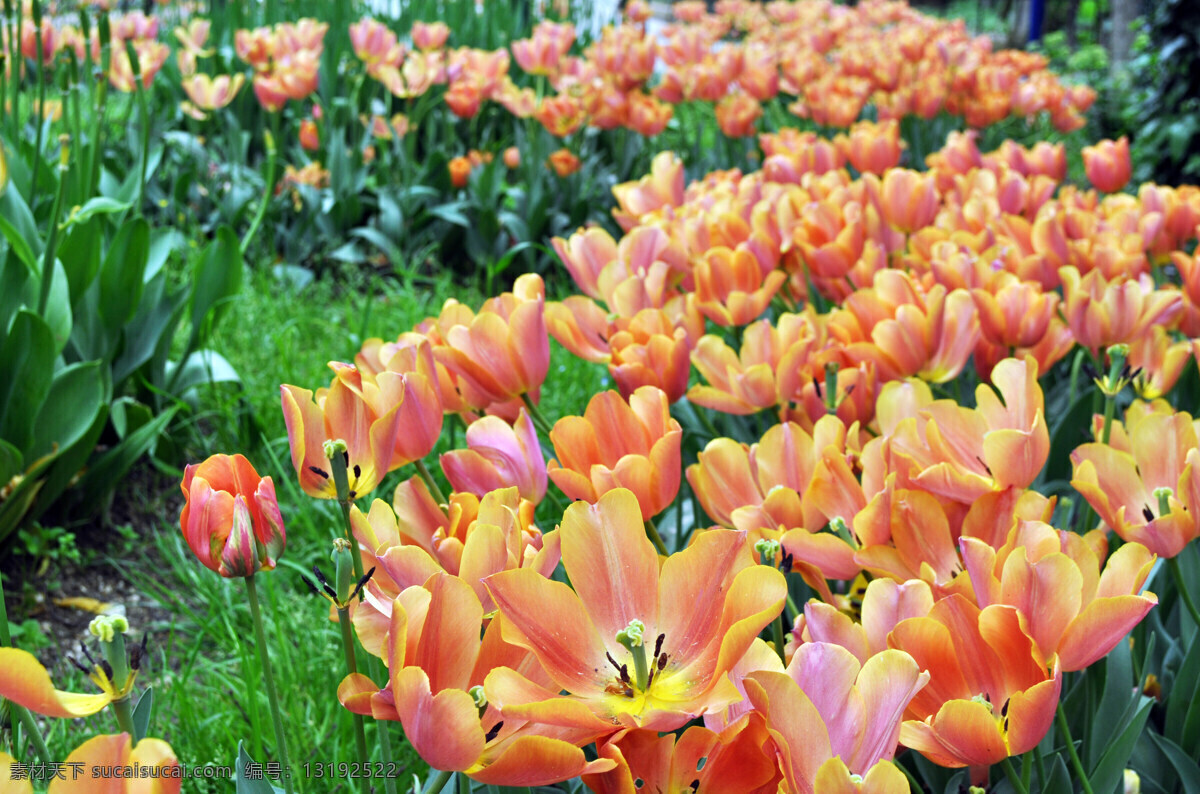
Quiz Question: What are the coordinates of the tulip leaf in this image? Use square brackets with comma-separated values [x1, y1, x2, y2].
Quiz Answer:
[57, 215, 104, 303]
[1149, 731, 1200, 794]
[112, 273, 186, 385]
[131, 686, 153, 744]
[27, 404, 108, 527]
[0, 310, 55, 455]
[234, 742, 286, 794]
[30, 361, 108, 460]
[99, 217, 150, 329]
[0, 451, 56, 545]
[0, 439, 20, 485]
[1166, 632, 1200, 747]
[75, 404, 178, 509]
[1039, 387, 1096, 489]
[1089, 637, 1138, 764]
[165, 349, 241, 395]
[188, 225, 243, 352]
[0, 179, 42, 273]
[1088, 696, 1153, 794]
[1038, 754, 1072, 794]
[67, 196, 132, 226]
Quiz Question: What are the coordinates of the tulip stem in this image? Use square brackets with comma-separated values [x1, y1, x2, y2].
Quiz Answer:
[245, 576, 296, 794]
[771, 612, 787, 664]
[337, 606, 371, 792]
[1169, 557, 1200, 629]
[1032, 741, 1049, 791]
[112, 697, 136, 736]
[1000, 757, 1029, 794]
[426, 769, 454, 793]
[415, 459, 449, 506]
[645, 518, 669, 557]
[1055, 703, 1095, 794]
[520, 393, 555, 436]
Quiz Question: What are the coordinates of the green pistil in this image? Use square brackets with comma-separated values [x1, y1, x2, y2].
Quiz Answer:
[616, 620, 650, 692]
[469, 685, 488, 719]
[1155, 487, 1173, 517]
[755, 539, 779, 567]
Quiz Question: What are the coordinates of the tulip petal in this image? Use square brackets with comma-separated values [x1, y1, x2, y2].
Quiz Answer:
[0, 648, 112, 718]
[471, 736, 617, 786]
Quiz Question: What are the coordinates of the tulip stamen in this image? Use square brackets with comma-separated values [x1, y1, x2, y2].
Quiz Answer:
[308, 465, 330, 479]
[484, 720, 503, 742]
[606, 651, 623, 674]
[653, 633, 666, 659]
[689, 779, 700, 792]
[1143, 505, 1156, 522]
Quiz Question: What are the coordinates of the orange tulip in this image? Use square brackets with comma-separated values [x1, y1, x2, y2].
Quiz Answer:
[548, 148, 583, 177]
[1059, 266, 1182, 351]
[715, 91, 763, 138]
[431, 274, 550, 409]
[412, 21, 450, 51]
[1083, 136, 1131, 194]
[687, 317, 810, 415]
[607, 309, 692, 403]
[449, 155, 473, 188]
[869, 169, 939, 234]
[970, 271, 1059, 349]
[45, 734, 180, 793]
[1129, 326, 1192, 400]
[795, 577, 935, 665]
[886, 356, 1050, 505]
[625, 90, 674, 137]
[0, 647, 121, 719]
[503, 146, 520, 168]
[350, 17, 406, 74]
[612, 151, 686, 231]
[340, 573, 613, 785]
[512, 21, 575, 76]
[1071, 407, 1200, 558]
[440, 410, 547, 503]
[298, 117, 320, 151]
[180, 453, 286, 578]
[446, 79, 484, 118]
[839, 119, 903, 175]
[109, 40, 169, 93]
[958, 520, 1157, 671]
[483, 489, 787, 731]
[890, 595, 1061, 769]
[548, 386, 681, 520]
[583, 718, 779, 794]
[744, 644, 928, 793]
[181, 73, 246, 116]
[693, 245, 787, 327]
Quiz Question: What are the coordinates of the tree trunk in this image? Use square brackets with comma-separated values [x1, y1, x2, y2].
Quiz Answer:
[1110, 0, 1137, 70]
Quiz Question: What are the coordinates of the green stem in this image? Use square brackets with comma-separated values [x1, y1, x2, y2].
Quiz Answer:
[37, 147, 69, 316]
[897, 757, 922, 793]
[770, 612, 787, 664]
[1000, 756, 1029, 794]
[129, 42, 150, 218]
[786, 594, 800, 620]
[520, 392, 554, 436]
[415, 459, 449, 506]
[337, 607, 370, 792]
[244, 576, 296, 794]
[29, 0, 46, 205]
[425, 769, 454, 793]
[1032, 741, 1048, 791]
[695, 405, 721, 441]
[241, 116, 280, 255]
[111, 697, 136, 736]
[1055, 702, 1095, 794]
[1169, 556, 1200, 629]
[644, 518, 669, 557]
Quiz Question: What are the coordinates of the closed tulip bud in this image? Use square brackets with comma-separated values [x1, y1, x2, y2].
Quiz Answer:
[1083, 137, 1131, 194]
[180, 454, 286, 578]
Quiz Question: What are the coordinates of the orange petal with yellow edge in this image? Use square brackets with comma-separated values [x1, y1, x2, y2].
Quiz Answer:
[471, 735, 617, 786]
[391, 666, 486, 772]
[0, 648, 112, 718]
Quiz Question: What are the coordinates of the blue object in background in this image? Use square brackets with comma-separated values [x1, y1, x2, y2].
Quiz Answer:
[1029, 0, 1045, 41]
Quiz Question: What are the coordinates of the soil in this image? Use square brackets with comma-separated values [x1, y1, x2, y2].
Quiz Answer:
[1, 462, 181, 681]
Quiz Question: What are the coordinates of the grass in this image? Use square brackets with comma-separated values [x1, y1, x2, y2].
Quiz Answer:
[20, 258, 608, 789]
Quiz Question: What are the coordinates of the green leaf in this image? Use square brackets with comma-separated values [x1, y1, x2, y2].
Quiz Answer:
[1166, 632, 1200, 747]
[76, 405, 178, 508]
[0, 180, 42, 272]
[0, 451, 56, 544]
[188, 226, 243, 351]
[67, 196, 132, 226]
[0, 310, 55, 455]
[57, 216, 104, 301]
[1150, 731, 1200, 794]
[131, 687, 154, 744]
[1040, 386, 1095, 488]
[112, 274, 185, 385]
[110, 397, 153, 441]
[0, 439, 21, 484]
[165, 349, 241, 395]
[235, 742, 287, 794]
[31, 361, 108, 460]
[1088, 638, 1139, 764]
[28, 404, 108, 525]
[1089, 697, 1154, 794]
[1038, 754, 1072, 794]
[99, 218, 150, 329]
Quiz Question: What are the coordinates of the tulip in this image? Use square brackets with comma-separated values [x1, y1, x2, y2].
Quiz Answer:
[180, 454, 285, 578]
[611, 151, 685, 231]
[870, 169, 939, 234]
[350, 17, 406, 74]
[548, 148, 582, 177]
[449, 155, 473, 188]
[1059, 266, 1182, 351]
[0, 647, 122, 719]
[42, 734, 180, 793]
[693, 246, 787, 327]
[839, 119, 903, 175]
[483, 489, 787, 731]
[512, 21, 576, 76]
[607, 309, 692, 403]
[958, 521, 1157, 671]
[970, 272, 1059, 349]
[890, 596, 1061, 769]
[446, 79, 483, 118]
[412, 21, 450, 51]
[440, 410, 548, 503]
[339, 573, 613, 784]
[1083, 136, 1131, 194]
[715, 92, 763, 138]
[548, 387, 682, 520]
[181, 73, 246, 114]
[503, 146, 520, 169]
[1071, 407, 1200, 558]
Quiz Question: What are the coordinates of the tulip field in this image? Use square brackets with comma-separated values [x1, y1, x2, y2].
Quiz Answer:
[3, 0, 1200, 791]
